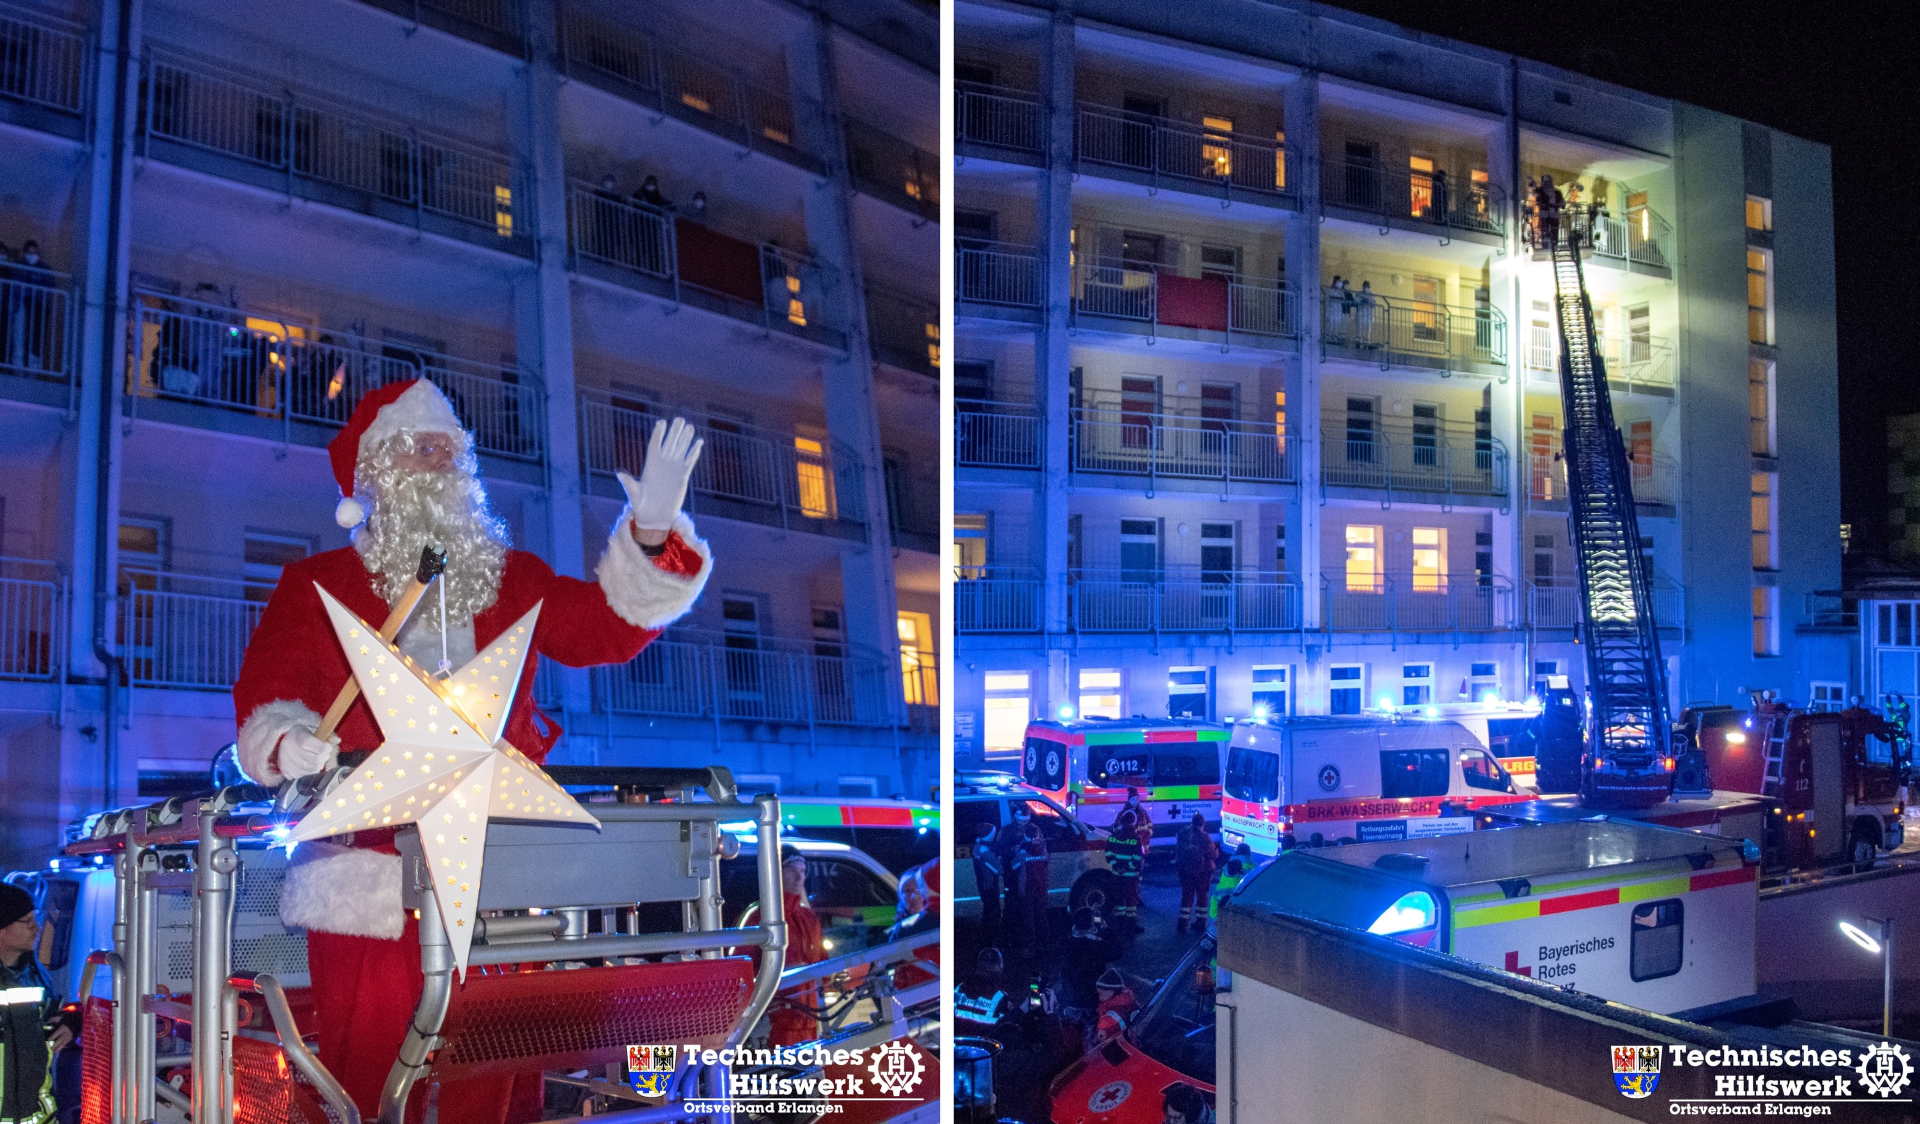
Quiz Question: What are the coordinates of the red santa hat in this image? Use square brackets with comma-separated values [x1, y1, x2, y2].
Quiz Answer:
[327, 379, 466, 528]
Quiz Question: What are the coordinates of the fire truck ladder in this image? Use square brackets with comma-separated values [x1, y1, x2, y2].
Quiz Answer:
[1549, 212, 1670, 792]
[1762, 716, 1789, 798]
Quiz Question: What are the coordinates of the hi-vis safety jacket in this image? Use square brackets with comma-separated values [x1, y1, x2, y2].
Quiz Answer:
[1104, 832, 1143, 880]
[1208, 866, 1247, 921]
[1, 983, 55, 1124]
[955, 981, 1008, 1025]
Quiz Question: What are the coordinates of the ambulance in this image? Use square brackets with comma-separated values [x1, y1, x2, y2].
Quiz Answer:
[1020, 718, 1227, 845]
[1227, 819, 1760, 1015]
[1219, 713, 1534, 855]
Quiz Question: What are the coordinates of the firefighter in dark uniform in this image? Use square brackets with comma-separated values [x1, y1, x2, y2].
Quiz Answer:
[955, 947, 1010, 1029]
[1105, 810, 1144, 933]
[970, 821, 1003, 941]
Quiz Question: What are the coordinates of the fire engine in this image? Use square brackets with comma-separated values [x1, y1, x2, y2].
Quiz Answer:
[1219, 713, 1534, 855]
[1019, 718, 1227, 845]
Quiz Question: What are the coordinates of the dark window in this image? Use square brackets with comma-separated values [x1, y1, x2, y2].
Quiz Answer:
[953, 359, 993, 402]
[1090, 750, 1151, 789]
[1630, 899, 1684, 981]
[955, 209, 996, 246]
[1152, 746, 1220, 787]
[955, 62, 995, 87]
[1380, 749, 1450, 798]
[808, 858, 896, 909]
[1022, 799, 1081, 850]
[1023, 735, 1068, 790]
[956, 800, 1004, 851]
[1225, 746, 1280, 802]
[1458, 748, 1511, 792]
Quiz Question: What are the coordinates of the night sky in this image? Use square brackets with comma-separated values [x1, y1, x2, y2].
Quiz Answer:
[1325, 0, 1920, 558]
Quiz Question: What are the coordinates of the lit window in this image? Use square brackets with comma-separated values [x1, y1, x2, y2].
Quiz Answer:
[898, 613, 934, 706]
[1409, 155, 1435, 219]
[794, 437, 830, 518]
[493, 185, 513, 238]
[1401, 663, 1432, 707]
[1345, 525, 1381, 593]
[1079, 669, 1123, 720]
[1749, 360, 1774, 457]
[1747, 249, 1772, 345]
[1274, 390, 1288, 457]
[984, 672, 1030, 691]
[1751, 473, 1776, 570]
[1202, 115, 1233, 178]
[1752, 587, 1778, 656]
[1273, 129, 1287, 189]
[1745, 195, 1772, 232]
[1411, 528, 1447, 593]
[925, 317, 940, 368]
[983, 672, 1032, 762]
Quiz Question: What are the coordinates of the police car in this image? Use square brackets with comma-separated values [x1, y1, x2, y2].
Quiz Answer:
[951, 773, 1113, 922]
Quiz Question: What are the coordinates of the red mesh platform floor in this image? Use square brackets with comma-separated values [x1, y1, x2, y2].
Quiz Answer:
[79, 998, 112, 1124]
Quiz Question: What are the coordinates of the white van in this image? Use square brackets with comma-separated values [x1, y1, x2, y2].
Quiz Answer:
[1220, 714, 1534, 855]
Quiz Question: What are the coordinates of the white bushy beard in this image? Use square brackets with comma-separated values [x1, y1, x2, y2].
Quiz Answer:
[351, 436, 509, 626]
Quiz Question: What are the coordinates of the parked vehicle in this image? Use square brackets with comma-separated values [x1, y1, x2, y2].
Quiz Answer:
[951, 773, 1113, 921]
[1046, 933, 1217, 1124]
[1019, 718, 1227, 845]
[1221, 714, 1533, 855]
[765, 795, 940, 874]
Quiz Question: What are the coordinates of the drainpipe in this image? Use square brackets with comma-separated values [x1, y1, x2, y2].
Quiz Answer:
[91, 0, 137, 807]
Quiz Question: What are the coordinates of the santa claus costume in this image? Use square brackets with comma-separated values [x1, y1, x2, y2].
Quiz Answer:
[233, 379, 712, 1123]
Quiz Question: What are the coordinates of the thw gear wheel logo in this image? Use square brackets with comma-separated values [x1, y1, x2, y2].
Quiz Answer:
[867, 1040, 926, 1097]
[1856, 1041, 1914, 1098]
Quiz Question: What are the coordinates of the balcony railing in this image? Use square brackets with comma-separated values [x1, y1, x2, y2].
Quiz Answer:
[1528, 578, 1684, 630]
[1523, 202, 1671, 274]
[1321, 287, 1506, 372]
[143, 54, 523, 245]
[955, 401, 1041, 469]
[0, 267, 72, 384]
[955, 243, 1043, 310]
[128, 289, 546, 461]
[560, 7, 810, 165]
[1322, 574, 1515, 633]
[1525, 322, 1674, 391]
[844, 117, 938, 219]
[1527, 441, 1676, 508]
[0, 6, 86, 116]
[1072, 569, 1300, 633]
[1321, 417, 1509, 498]
[1076, 103, 1295, 203]
[354, 0, 524, 52]
[596, 635, 898, 727]
[955, 567, 1043, 632]
[955, 82, 1043, 154]
[1072, 402, 1296, 485]
[579, 393, 867, 528]
[118, 571, 271, 690]
[0, 558, 60, 682]
[567, 184, 844, 344]
[865, 285, 938, 377]
[1072, 260, 1297, 347]
[1321, 157, 1505, 237]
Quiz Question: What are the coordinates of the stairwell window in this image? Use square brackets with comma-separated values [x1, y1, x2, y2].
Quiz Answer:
[1751, 472, 1777, 570]
[1746, 195, 1772, 232]
[1747, 249, 1773, 345]
[1753, 587, 1778, 657]
[1749, 359, 1775, 456]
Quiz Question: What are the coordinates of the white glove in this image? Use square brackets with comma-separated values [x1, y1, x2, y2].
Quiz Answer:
[617, 417, 704, 532]
[277, 725, 339, 780]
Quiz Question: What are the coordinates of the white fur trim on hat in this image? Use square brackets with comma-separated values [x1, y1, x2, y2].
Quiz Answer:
[597, 509, 712, 630]
[280, 841, 405, 940]
[358, 379, 464, 457]
[237, 698, 324, 787]
[334, 495, 366, 528]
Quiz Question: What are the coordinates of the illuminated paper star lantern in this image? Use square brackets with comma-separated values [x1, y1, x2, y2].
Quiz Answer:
[289, 585, 599, 975]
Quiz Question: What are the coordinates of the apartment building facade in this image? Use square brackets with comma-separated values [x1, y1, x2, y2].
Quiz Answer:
[0, 0, 938, 868]
[951, 0, 1843, 767]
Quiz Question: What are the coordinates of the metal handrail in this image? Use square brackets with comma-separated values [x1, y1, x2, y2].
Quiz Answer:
[0, 5, 86, 115]
[1070, 569, 1301, 634]
[954, 567, 1043, 633]
[0, 267, 74, 384]
[596, 640, 900, 727]
[1319, 415, 1509, 498]
[844, 117, 938, 216]
[955, 81, 1044, 152]
[0, 564, 60, 682]
[1321, 572, 1517, 634]
[1071, 404, 1297, 485]
[1073, 259, 1297, 346]
[955, 400, 1041, 469]
[1076, 102, 1294, 199]
[1320, 285, 1507, 370]
[1321, 156, 1506, 236]
[955, 243, 1043, 309]
[231, 972, 361, 1124]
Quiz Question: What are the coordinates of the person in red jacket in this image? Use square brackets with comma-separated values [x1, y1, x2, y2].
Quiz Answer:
[1091, 966, 1137, 1044]
[767, 849, 825, 1046]
[232, 379, 712, 1124]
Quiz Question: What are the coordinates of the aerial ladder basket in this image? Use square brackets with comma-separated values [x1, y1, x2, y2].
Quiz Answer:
[66, 766, 787, 1124]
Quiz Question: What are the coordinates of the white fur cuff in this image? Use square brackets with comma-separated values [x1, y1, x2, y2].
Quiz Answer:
[281, 841, 406, 940]
[238, 699, 323, 787]
[598, 509, 712, 630]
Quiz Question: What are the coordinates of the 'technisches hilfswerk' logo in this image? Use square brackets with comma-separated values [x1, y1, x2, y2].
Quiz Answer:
[626, 1041, 931, 1111]
[1610, 1041, 1914, 1110]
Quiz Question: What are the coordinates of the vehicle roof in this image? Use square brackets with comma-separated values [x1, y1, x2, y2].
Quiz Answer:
[716, 828, 899, 885]
[1027, 717, 1228, 734]
[1286, 820, 1745, 888]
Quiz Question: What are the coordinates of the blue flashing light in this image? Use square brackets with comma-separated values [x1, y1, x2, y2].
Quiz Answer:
[1423, 705, 1440, 718]
[1251, 704, 1270, 721]
[1377, 695, 1395, 711]
[1479, 688, 1501, 703]
[1527, 695, 1541, 708]
[1367, 891, 1437, 936]
[1057, 704, 1076, 720]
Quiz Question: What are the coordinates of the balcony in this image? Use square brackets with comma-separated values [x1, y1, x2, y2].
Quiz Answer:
[0, 266, 73, 392]
[1321, 157, 1506, 239]
[351, 0, 525, 57]
[1072, 260, 1298, 351]
[865, 286, 939, 378]
[560, 7, 816, 171]
[118, 571, 267, 690]
[594, 631, 901, 729]
[0, 6, 87, 140]
[1524, 323, 1674, 393]
[127, 289, 546, 463]
[955, 243, 1044, 315]
[1523, 203, 1671, 276]
[0, 558, 61, 682]
[1321, 418, 1509, 501]
[1073, 569, 1301, 634]
[1527, 579, 1684, 631]
[1527, 440, 1677, 510]
[1076, 103, 1296, 208]
[955, 567, 1043, 633]
[844, 118, 938, 221]
[1322, 574, 1516, 634]
[578, 392, 868, 538]
[1321, 288, 1507, 376]
[1072, 398, 1296, 489]
[954, 81, 1044, 159]
[568, 184, 847, 351]
[955, 401, 1041, 470]
[141, 52, 530, 256]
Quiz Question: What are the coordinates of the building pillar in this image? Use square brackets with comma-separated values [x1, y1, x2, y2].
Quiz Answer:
[1285, 72, 1321, 632]
[512, 0, 590, 716]
[794, 9, 904, 716]
[1036, 7, 1075, 712]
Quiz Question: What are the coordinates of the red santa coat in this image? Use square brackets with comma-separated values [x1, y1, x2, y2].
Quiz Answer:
[234, 509, 710, 1122]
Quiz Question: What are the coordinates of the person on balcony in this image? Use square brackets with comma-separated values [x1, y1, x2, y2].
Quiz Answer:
[231, 378, 713, 1124]
[1356, 280, 1378, 348]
